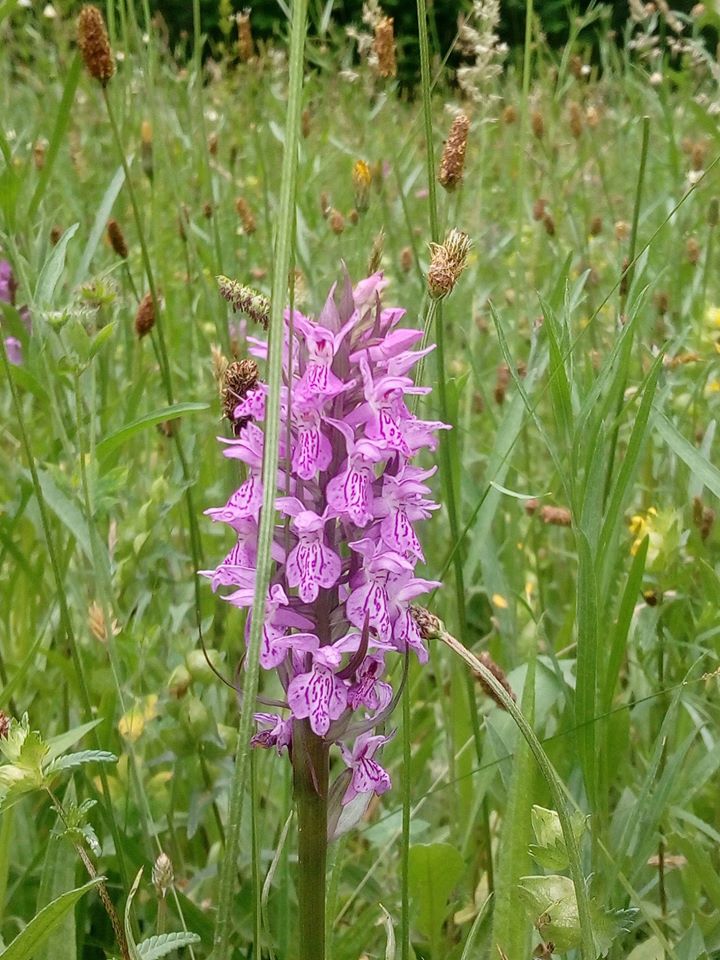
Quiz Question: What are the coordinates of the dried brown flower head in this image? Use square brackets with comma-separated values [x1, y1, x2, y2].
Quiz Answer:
[301, 108, 312, 139]
[50, 225, 63, 246]
[135, 291, 155, 338]
[427, 228, 472, 300]
[208, 132, 219, 156]
[409, 605, 442, 641]
[107, 219, 128, 259]
[614, 220, 630, 242]
[568, 101, 583, 138]
[542, 213, 556, 237]
[502, 104, 518, 124]
[235, 196, 256, 235]
[532, 197, 547, 221]
[0, 712, 10, 739]
[152, 852, 174, 899]
[531, 110, 544, 139]
[33, 137, 48, 170]
[217, 275, 270, 329]
[474, 651, 516, 709]
[494, 363, 510, 405]
[693, 496, 715, 541]
[686, 236, 701, 264]
[399, 246, 413, 273]
[439, 113, 470, 192]
[373, 16, 397, 79]
[222, 358, 259, 434]
[77, 5, 115, 86]
[329, 209, 345, 235]
[589, 215, 603, 236]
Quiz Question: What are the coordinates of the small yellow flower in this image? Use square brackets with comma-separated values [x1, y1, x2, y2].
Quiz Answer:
[492, 593, 509, 609]
[118, 695, 158, 742]
[705, 305, 720, 329]
[629, 507, 657, 555]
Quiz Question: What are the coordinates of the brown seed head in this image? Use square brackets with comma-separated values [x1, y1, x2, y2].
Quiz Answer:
[531, 110, 544, 139]
[208, 132, 219, 156]
[409, 605, 443, 641]
[439, 113, 470, 192]
[107, 219, 128, 259]
[33, 137, 48, 170]
[320, 192, 331, 220]
[135, 291, 155, 338]
[494, 364, 510, 405]
[708, 198, 719, 227]
[542, 213, 556, 237]
[474, 651, 516, 709]
[589, 214, 603, 236]
[77, 5, 115, 86]
[686, 236, 701, 264]
[235, 196, 256, 235]
[568, 101, 583, 138]
[203, 201, 213, 220]
[50, 225, 63, 246]
[614, 220, 630, 242]
[222, 358, 259, 433]
[693, 496, 715, 541]
[217, 275, 270, 329]
[399, 246, 413, 273]
[427, 228, 472, 300]
[585, 105, 601, 128]
[329, 209, 345, 235]
[237, 9, 255, 62]
[532, 197, 547, 222]
[374, 16, 397, 79]
[0, 712, 10, 739]
[502, 104, 518, 124]
[691, 141, 707, 171]
[141, 121, 153, 181]
[301, 108, 312, 139]
[538, 505, 572, 526]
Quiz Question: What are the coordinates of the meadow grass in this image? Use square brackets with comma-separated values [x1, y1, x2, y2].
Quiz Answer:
[2, 3, 720, 959]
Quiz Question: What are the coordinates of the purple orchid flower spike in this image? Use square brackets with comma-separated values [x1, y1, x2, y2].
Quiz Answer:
[203, 267, 447, 830]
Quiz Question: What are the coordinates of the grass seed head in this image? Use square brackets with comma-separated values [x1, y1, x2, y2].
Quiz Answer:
[439, 113, 470, 191]
[367, 228, 385, 274]
[77, 5, 115, 86]
[568, 101, 583, 138]
[399, 246, 413, 273]
[427, 228, 472, 300]
[107, 219, 128, 259]
[686, 236, 701, 264]
[217, 275, 270, 329]
[589, 214, 603, 236]
[531, 109, 544, 139]
[502, 104, 517, 124]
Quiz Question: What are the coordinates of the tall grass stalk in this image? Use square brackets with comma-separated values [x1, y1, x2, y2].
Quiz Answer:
[210, 0, 308, 957]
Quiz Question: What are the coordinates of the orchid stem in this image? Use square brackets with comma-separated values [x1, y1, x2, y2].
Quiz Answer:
[293, 719, 330, 960]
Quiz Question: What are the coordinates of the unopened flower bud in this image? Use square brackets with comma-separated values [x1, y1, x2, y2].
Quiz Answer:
[352, 160, 372, 213]
[427, 228, 472, 300]
[329, 209, 345, 235]
[77, 5, 115, 86]
[152, 852, 174, 898]
[438, 113, 470, 192]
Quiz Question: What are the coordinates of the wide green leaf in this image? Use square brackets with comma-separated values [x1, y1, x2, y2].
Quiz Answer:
[407, 842, 464, 951]
[96, 403, 210, 459]
[136, 932, 201, 960]
[0, 877, 102, 960]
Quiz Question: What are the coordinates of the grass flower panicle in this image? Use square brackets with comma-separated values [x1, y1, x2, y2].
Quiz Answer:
[202, 270, 446, 820]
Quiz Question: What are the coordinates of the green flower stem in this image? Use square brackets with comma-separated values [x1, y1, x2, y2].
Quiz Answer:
[293, 720, 330, 960]
[211, 0, 308, 957]
[0, 336, 130, 891]
[431, 616, 596, 960]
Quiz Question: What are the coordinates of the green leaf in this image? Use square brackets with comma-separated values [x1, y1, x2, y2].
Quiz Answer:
[36, 469, 92, 561]
[95, 403, 210, 459]
[124, 868, 144, 960]
[88, 322, 118, 362]
[653, 410, 720, 500]
[45, 720, 104, 763]
[73, 166, 126, 285]
[529, 805, 587, 872]
[34, 224, 79, 309]
[407, 843, 464, 951]
[517, 874, 581, 952]
[45, 751, 117, 776]
[135, 932, 201, 960]
[0, 877, 102, 960]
